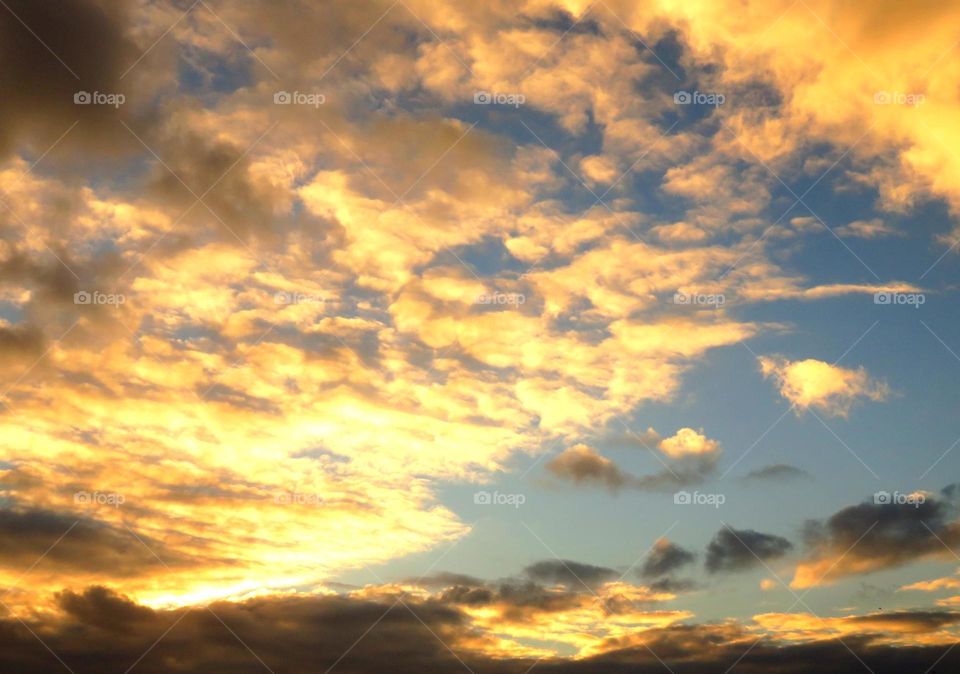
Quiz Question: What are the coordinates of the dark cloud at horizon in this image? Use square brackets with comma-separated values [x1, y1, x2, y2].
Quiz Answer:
[1, 587, 958, 674]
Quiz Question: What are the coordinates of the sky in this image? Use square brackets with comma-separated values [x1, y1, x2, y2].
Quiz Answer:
[1, 0, 960, 672]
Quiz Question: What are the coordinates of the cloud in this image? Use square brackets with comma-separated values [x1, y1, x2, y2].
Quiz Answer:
[836, 218, 898, 239]
[657, 428, 720, 458]
[706, 527, 794, 574]
[792, 494, 960, 588]
[524, 559, 618, 588]
[547, 438, 721, 493]
[0, 0, 956, 644]
[640, 539, 696, 578]
[901, 572, 960, 592]
[0, 586, 957, 673]
[759, 356, 890, 416]
[741, 464, 812, 483]
[0, 507, 190, 578]
[0, 0, 140, 158]
[545, 445, 632, 490]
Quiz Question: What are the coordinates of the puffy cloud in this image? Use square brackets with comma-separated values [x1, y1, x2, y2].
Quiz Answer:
[759, 356, 890, 416]
[706, 527, 794, 574]
[640, 539, 696, 578]
[547, 432, 723, 493]
[657, 428, 720, 458]
[792, 494, 960, 588]
[545, 444, 632, 490]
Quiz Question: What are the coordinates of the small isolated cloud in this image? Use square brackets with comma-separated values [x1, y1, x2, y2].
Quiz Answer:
[758, 356, 889, 416]
[657, 428, 720, 458]
[900, 572, 960, 592]
[836, 218, 897, 239]
[579, 155, 619, 185]
[546, 444, 631, 490]
[742, 464, 812, 483]
[640, 539, 696, 578]
[524, 559, 618, 588]
[706, 527, 793, 574]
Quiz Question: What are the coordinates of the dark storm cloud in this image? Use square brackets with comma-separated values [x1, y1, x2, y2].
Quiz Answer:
[741, 463, 812, 483]
[0, 507, 188, 577]
[798, 493, 960, 580]
[640, 541, 696, 578]
[705, 527, 793, 574]
[524, 559, 619, 588]
[0, 0, 139, 158]
[1, 590, 959, 674]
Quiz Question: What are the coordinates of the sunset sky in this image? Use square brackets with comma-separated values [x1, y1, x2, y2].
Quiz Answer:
[2, 0, 960, 672]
